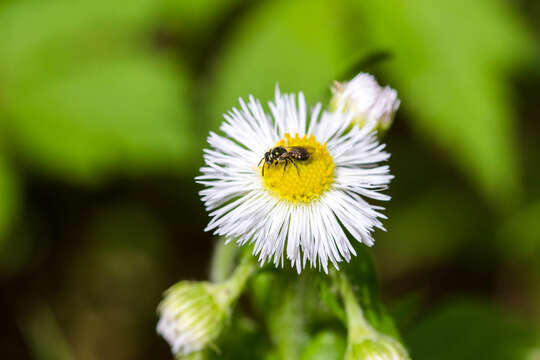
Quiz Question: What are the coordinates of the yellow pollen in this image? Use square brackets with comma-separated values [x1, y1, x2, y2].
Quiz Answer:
[260, 133, 335, 203]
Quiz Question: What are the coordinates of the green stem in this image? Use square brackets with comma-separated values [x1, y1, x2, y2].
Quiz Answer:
[332, 269, 411, 359]
[209, 239, 239, 283]
[215, 251, 257, 308]
[335, 271, 376, 342]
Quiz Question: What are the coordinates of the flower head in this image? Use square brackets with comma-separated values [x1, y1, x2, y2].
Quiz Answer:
[331, 73, 400, 132]
[197, 86, 393, 273]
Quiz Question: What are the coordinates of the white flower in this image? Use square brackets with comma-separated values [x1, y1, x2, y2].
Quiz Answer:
[197, 86, 393, 273]
[157, 282, 227, 356]
[331, 73, 400, 132]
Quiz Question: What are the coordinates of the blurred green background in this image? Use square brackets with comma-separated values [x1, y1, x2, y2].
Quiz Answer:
[0, 0, 539, 359]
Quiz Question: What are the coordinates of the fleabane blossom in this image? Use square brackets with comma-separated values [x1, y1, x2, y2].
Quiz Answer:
[197, 86, 394, 273]
[331, 73, 400, 132]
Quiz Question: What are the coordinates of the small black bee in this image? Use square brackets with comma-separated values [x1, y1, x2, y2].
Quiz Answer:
[258, 146, 310, 176]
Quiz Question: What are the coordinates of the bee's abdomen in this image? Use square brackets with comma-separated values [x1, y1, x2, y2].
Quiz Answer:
[290, 147, 310, 160]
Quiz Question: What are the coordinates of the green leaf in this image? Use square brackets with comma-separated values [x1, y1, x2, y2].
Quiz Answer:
[0, 0, 197, 182]
[208, 0, 348, 130]
[344, 0, 536, 209]
[299, 331, 346, 360]
[4, 56, 196, 181]
[406, 300, 540, 360]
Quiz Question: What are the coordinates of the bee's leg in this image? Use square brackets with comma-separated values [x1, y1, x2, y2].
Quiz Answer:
[262, 162, 265, 176]
[258, 157, 264, 167]
[282, 159, 288, 176]
[291, 159, 299, 175]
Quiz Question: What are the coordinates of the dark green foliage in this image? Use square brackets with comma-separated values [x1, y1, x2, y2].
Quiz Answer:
[406, 300, 540, 360]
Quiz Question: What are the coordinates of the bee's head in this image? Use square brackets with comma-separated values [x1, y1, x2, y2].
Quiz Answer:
[264, 151, 273, 165]
[272, 146, 287, 158]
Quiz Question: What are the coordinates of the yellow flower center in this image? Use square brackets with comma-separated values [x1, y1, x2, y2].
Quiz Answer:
[260, 133, 335, 203]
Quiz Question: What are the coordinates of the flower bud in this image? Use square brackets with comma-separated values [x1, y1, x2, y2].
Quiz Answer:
[157, 255, 255, 358]
[157, 281, 228, 357]
[331, 73, 400, 133]
[345, 336, 410, 360]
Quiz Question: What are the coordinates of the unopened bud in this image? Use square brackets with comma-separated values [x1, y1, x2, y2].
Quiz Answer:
[157, 254, 255, 358]
[157, 282, 228, 357]
[346, 336, 410, 360]
[331, 73, 400, 133]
